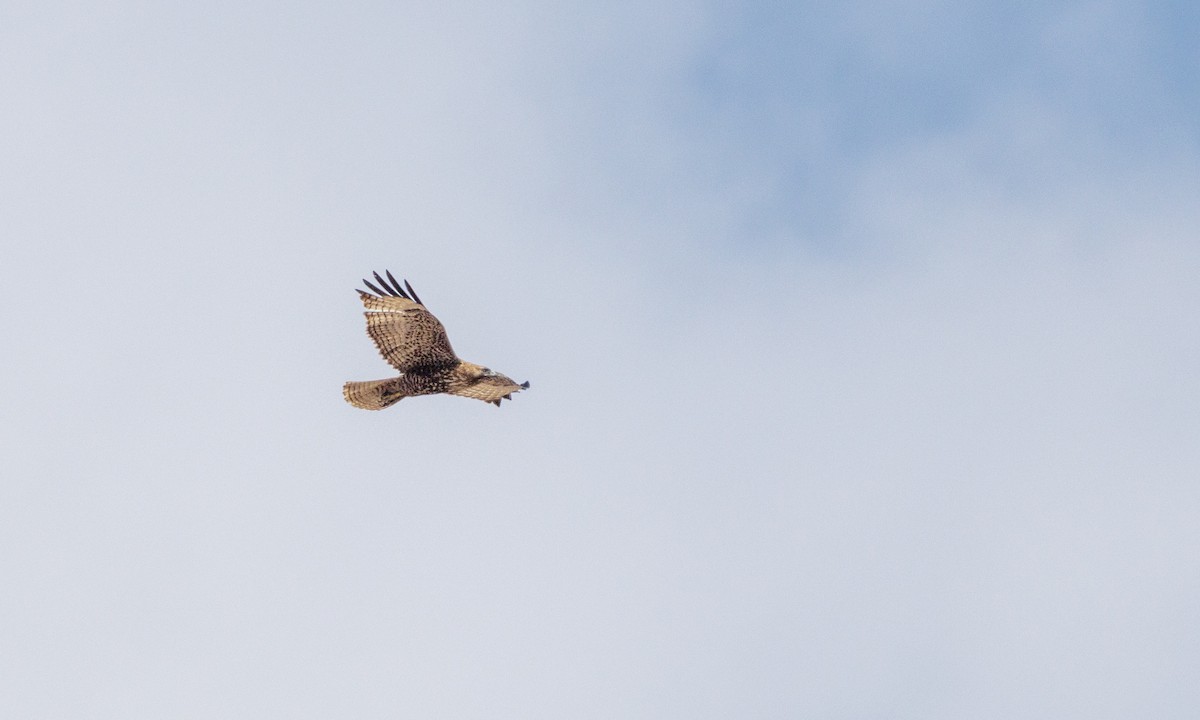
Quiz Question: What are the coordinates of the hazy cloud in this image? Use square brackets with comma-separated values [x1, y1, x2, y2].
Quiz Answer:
[2, 2, 1197, 718]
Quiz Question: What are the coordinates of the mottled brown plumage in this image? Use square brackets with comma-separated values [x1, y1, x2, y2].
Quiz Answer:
[343, 271, 530, 410]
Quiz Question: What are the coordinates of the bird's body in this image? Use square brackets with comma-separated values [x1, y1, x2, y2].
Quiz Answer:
[342, 271, 529, 410]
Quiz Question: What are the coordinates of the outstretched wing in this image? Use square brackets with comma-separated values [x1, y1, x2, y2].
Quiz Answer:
[358, 271, 458, 371]
[450, 376, 531, 407]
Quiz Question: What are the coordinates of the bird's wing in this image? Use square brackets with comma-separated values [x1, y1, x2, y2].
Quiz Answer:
[358, 271, 457, 372]
[450, 375, 530, 407]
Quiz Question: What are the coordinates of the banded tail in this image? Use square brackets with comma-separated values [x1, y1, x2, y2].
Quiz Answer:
[342, 378, 406, 411]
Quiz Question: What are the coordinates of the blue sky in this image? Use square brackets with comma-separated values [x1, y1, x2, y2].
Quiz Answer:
[2, 2, 1198, 718]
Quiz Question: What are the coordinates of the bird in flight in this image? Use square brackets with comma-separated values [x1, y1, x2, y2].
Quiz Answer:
[343, 271, 530, 410]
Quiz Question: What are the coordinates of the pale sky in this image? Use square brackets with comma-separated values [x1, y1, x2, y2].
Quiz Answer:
[3, 2, 1199, 718]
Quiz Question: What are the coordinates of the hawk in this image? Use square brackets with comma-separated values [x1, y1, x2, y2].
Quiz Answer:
[343, 270, 530, 410]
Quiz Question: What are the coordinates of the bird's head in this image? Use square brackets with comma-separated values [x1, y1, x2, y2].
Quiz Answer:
[457, 362, 531, 405]
[460, 362, 497, 381]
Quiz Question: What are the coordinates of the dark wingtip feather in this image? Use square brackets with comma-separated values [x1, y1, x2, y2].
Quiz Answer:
[372, 271, 400, 297]
[491, 400, 501, 407]
[385, 270, 413, 300]
[520, 381, 530, 389]
[403, 279, 423, 306]
[360, 270, 422, 305]
[362, 278, 387, 296]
